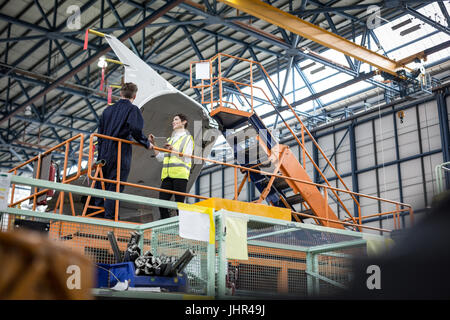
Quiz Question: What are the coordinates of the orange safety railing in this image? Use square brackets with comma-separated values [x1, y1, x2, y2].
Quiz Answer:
[86, 133, 413, 233]
[87, 133, 209, 221]
[190, 54, 256, 113]
[5, 131, 412, 232]
[8, 134, 85, 214]
[190, 53, 364, 227]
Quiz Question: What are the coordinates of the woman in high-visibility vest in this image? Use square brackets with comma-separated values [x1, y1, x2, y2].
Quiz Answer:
[149, 114, 194, 220]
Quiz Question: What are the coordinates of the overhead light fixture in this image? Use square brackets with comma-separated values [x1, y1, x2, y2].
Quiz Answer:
[97, 56, 107, 68]
[374, 74, 384, 82]
[392, 18, 412, 31]
[301, 62, 316, 70]
[310, 66, 325, 75]
[24, 106, 32, 117]
[400, 24, 421, 36]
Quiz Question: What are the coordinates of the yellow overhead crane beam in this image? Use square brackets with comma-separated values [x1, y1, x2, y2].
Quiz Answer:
[218, 0, 412, 77]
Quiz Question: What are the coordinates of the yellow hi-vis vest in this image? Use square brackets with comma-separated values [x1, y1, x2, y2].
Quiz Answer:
[161, 133, 194, 180]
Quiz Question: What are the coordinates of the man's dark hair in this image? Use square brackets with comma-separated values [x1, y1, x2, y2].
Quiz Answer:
[120, 82, 138, 99]
[175, 113, 188, 129]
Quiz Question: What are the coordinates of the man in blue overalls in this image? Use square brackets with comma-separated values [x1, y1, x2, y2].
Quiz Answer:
[94, 82, 151, 219]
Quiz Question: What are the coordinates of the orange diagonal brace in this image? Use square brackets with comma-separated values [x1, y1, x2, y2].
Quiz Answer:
[218, 0, 409, 76]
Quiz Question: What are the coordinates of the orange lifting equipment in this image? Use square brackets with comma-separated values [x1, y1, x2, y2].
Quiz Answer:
[217, 0, 413, 77]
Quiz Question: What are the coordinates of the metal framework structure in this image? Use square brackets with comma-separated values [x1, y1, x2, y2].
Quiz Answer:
[0, 0, 449, 174]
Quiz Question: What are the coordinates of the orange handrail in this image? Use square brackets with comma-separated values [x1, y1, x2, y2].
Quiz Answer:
[88, 133, 413, 231]
[8, 134, 85, 210]
[343, 208, 410, 222]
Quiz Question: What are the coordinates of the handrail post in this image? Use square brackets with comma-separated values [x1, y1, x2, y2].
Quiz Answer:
[88, 134, 95, 179]
[10, 169, 17, 206]
[210, 60, 214, 111]
[32, 154, 42, 211]
[250, 61, 254, 113]
[115, 141, 122, 221]
[324, 187, 329, 227]
[201, 79, 205, 104]
[359, 202, 362, 227]
[59, 141, 70, 215]
[219, 54, 223, 108]
[301, 125, 306, 169]
[234, 167, 238, 200]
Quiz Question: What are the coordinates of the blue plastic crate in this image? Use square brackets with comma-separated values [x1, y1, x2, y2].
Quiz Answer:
[96, 262, 187, 292]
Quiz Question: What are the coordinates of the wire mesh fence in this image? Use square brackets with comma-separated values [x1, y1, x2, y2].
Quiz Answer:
[141, 221, 210, 295]
[314, 246, 367, 297]
[1, 207, 370, 299]
[1, 213, 136, 264]
[0, 212, 210, 296]
[216, 212, 368, 299]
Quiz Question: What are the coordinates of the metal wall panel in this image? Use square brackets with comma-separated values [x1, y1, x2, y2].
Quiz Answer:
[223, 167, 235, 200]
[397, 108, 421, 159]
[336, 175, 354, 217]
[334, 129, 351, 174]
[419, 100, 441, 152]
[199, 174, 210, 197]
[423, 153, 444, 206]
[447, 95, 450, 129]
[304, 141, 315, 181]
[358, 171, 379, 218]
[317, 134, 335, 173]
[374, 115, 396, 165]
[211, 171, 222, 198]
[400, 158, 426, 210]
[378, 164, 401, 212]
[355, 122, 375, 169]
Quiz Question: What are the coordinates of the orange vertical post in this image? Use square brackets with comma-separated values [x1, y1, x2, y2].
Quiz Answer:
[250, 61, 254, 113]
[69, 193, 76, 216]
[201, 79, 205, 104]
[32, 154, 42, 211]
[301, 126, 305, 169]
[324, 187, 329, 226]
[59, 142, 69, 215]
[219, 55, 223, 108]
[210, 60, 214, 112]
[10, 170, 17, 205]
[115, 141, 122, 221]
[234, 167, 238, 200]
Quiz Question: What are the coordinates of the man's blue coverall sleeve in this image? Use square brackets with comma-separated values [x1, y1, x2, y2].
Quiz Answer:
[97, 114, 104, 152]
[127, 106, 150, 148]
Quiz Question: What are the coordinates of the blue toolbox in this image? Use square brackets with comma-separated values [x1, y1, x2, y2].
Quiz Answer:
[96, 262, 188, 292]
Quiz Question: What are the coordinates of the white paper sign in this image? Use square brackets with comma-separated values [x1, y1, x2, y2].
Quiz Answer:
[195, 62, 210, 80]
[179, 209, 210, 242]
[0, 172, 11, 212]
